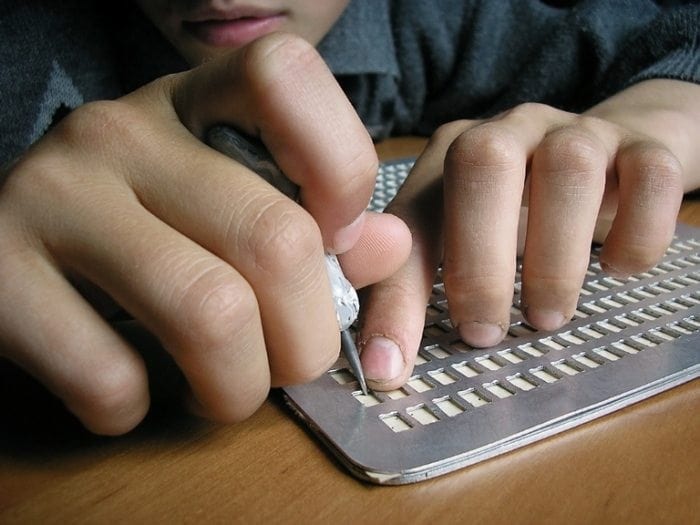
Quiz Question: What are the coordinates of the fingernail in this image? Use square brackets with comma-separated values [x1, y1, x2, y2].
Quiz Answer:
[360, 336, 405, 383]
[330, 213, 365, 254]
[524, 308, 566, 331]
[458, 322, 505, 348]
[600, 260, 631, 279]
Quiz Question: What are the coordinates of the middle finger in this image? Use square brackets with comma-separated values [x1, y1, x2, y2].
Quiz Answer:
[522, 123, 609, 329]
[442, 109, 557, 347]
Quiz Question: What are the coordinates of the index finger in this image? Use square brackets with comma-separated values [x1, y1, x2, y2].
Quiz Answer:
[443, 107, 560, 347]
[168, 32, 377, 253]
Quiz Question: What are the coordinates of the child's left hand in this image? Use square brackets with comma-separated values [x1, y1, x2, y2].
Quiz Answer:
[356, 78, 700, 390]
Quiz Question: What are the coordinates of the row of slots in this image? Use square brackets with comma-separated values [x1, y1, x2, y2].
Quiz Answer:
[418, 290, 700, 365]
[424, 272, 700, 347]
[375, 315, 700, 433]
[327, 314, 699, 432]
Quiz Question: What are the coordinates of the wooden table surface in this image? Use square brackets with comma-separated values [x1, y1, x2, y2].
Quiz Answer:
[1, 138, 698, 524]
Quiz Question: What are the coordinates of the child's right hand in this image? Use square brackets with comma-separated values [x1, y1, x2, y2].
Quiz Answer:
[0, 33, 411, 435]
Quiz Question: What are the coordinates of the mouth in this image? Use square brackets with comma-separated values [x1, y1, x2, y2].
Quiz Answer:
[182, 7, 287, 48]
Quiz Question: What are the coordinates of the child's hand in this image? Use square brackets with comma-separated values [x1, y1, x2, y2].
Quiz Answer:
[0, 33, 410, 434]
[359, 79, 700, 390]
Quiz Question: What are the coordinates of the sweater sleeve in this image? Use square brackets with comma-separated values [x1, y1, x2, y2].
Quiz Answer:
[600, 4, 700, 95]
[388, 0, 700, 136]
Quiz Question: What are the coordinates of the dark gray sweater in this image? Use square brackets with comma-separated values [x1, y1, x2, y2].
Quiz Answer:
[2, 0, 699, 166]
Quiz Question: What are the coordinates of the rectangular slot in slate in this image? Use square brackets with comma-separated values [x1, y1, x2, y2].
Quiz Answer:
[434, 396, 465, 417]
[457, 388, 490, 408]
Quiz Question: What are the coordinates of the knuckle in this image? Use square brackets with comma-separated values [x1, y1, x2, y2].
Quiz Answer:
[533, 128, 607, 198]
[54, 100, 147, 157]
[168, 271, 271, 424]
[602, 242, 665, 275]
[177, 277, 257, 354]
[445, 124, 522, 183]
[623, 144, 683, 195]
[538, 127, 605, 177]
[243, 199, 321, 277]
[430, 120, 472, 146]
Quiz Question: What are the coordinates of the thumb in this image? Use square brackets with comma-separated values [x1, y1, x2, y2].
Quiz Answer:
[337, 211, 412, 289]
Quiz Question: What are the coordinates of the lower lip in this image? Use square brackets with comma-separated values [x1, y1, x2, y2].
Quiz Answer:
[184, 15, 286, 47]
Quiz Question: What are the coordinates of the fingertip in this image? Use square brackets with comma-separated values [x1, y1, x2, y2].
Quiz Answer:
[338, 211, 412, 288]
[373, 211, 413, 260]
[68, 375, 151, 436]
[184, 386, 268, 424]
[79, 403, 149, 436]
[599, 259, 632, 279]
[598, 234, 669, 277]
[522, 308, 568, 333]
[457, 321, 507, 348]
[359, 335, 409, 390]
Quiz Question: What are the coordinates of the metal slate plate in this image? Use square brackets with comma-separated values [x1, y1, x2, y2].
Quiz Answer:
[283, 159, 700, 485]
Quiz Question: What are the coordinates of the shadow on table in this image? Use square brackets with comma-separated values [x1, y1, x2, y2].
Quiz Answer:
[0, 321, 205, 462]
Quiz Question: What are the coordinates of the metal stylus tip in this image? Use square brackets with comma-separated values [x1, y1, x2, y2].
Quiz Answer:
[340, 329, 367, 395]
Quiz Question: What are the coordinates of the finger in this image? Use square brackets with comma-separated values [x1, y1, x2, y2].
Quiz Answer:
[442, 108, 558, 347]
[40, 182, 276, 422]
[9, 105, 285, 423]
[337, 211, 412, 289]
[357, 126, 461, 389]
[521, 124, 608, 330]
[0, 235, 149, 435]
[109, 119, 339, 390]
[600, 141, 683, 275]
[165, 32, 377, 253]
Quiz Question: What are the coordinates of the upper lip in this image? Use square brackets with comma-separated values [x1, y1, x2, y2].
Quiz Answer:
[183, 5, 285, 23]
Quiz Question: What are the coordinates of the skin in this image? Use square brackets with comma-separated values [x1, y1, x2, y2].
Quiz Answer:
[358, 79, 700, 389]
[134, 0, 350, 65]
[0, 5, 411, 435]
[2, 0, 699, 434]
